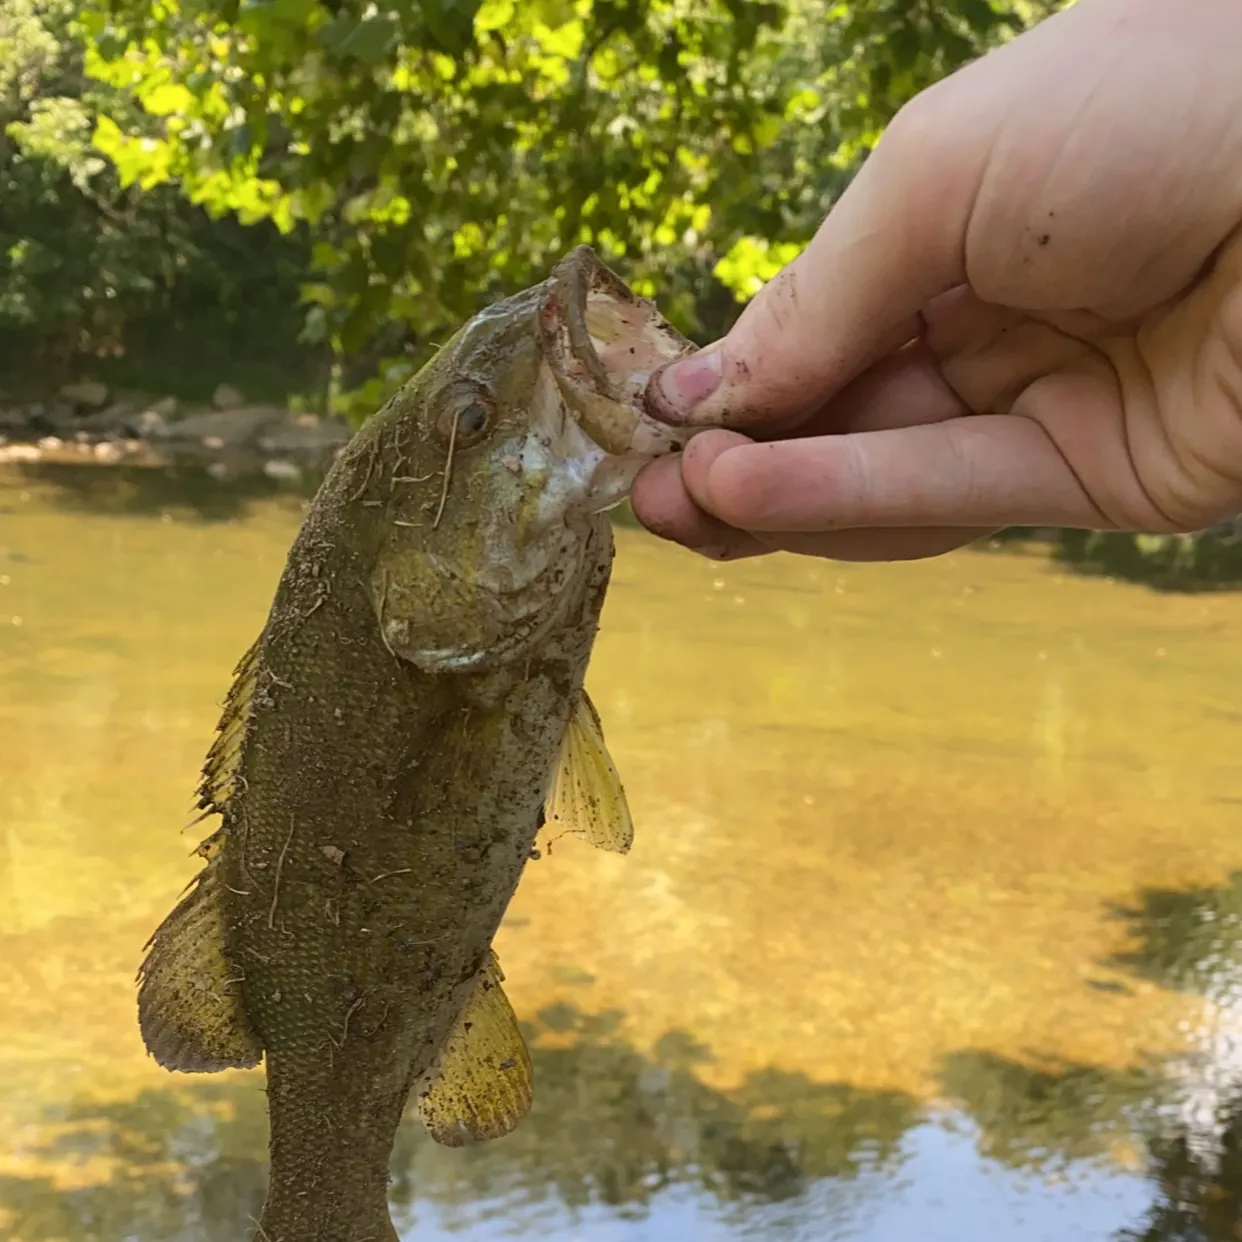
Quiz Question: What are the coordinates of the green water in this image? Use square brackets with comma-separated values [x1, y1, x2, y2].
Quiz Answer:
[4, 461, 1242, 1241]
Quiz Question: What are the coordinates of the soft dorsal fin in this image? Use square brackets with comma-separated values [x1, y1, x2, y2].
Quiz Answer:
[138, 635, 266, 1073]
[196, 637, 263, 818]
[544, 690, 633, 854]
[414, 951, 534, 1147]
[136, 844, 263, 1073]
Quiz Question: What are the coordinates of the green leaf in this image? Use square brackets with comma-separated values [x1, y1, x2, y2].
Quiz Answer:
[317, 15, 401, 65]
[419, 0, 483, 54]
[474, 0, 515, 33]
[143, 82, 194, 116]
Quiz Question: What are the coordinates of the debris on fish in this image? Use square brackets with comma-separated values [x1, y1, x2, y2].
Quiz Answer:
[135, 246, 695, 1242]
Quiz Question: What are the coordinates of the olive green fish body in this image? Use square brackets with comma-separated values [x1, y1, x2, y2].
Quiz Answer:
[225, 461, 612, 1239]
[136, 248, 694, 1242]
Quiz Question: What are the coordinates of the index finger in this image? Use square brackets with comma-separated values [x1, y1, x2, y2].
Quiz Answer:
[645, 96, 985, 432]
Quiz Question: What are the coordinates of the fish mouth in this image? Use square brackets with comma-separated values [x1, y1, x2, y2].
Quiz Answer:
[539, 246, 696, 472]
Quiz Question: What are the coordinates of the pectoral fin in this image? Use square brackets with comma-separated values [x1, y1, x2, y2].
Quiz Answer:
[544, 690, 633, 854]
[415, 951, 534, 1147]
[136, 839, 262, 1073]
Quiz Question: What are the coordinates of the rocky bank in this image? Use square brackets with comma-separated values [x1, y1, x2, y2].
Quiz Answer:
[0, 379, 353, 481]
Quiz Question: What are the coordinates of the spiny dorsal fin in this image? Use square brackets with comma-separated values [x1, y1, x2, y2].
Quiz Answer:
[136, 845, 263, 1073]
[414, 951, 534, 1147]
[196, 637, 262, 817]
[544, 690, 633, 854]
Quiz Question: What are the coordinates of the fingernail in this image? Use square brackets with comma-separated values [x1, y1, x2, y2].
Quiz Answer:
[645, 347, 723, 425]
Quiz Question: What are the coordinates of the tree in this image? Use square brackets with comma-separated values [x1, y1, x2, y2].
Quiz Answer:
[0, 0, 318, 398]
[81, 0, 1062, 414]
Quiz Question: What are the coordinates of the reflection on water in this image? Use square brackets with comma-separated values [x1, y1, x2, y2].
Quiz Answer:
[0, 1007, 916, 1242]
[1119, 1089, 1242, 1242]
[5, 462, 1242, 1240]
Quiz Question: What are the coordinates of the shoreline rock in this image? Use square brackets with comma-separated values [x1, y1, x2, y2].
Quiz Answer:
[0, 384, 353, 481]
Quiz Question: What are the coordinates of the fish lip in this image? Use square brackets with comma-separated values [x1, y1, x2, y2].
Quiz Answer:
[538, 245, 690, 458]
[546, 245, 633, 400]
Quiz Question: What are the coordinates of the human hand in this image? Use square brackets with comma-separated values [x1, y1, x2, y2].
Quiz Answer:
[631, 0, 1242, 563]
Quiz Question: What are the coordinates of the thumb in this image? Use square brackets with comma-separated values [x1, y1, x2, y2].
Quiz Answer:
[646, 93, 987, 432]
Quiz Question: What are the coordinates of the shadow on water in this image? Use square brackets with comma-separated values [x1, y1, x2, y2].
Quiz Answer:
[21, 461, 1242, 601]
[1104, 872, 1242, 1002]
[937, 1042, 1242, 1242]
[1093, 874, 1242, 1238]
[2, 462, 652, 534]
[14, 1011, 1233, 1242]
[10, 462, 1242, 595]
[938, 1049, 1162, 1173]
[0, 1006, 920, 1242]
[916, 873, 1242, 1238]
[1113, 1089, 1242, 1242]
[941, 872, 1242, 1241]
[0, 1079, 269, 1242]
[0, 462, 319, 524]
[1102, 874, 1242, 1240]
[987, 527, 1242, 594]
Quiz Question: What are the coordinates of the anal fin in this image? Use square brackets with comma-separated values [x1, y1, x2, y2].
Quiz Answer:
[544, 689, 633, 854]
[415, 951, 534, 1147]
[136, 843, 262, 1073]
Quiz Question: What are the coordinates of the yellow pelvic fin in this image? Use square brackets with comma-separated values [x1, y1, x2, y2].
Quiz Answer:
[544, 689, 633, 854]
[415, 951, 534, 1147]
[136, 846, 262, 1073]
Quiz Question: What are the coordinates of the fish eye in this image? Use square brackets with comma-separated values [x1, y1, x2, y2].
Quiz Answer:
[437, 389, 495, 450]
[457, 401, 489, 441]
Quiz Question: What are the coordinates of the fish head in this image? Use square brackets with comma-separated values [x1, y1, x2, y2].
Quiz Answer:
[369, 246, 696, 674]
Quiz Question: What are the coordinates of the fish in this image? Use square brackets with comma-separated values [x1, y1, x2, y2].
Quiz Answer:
[134, 246, 696, 1242]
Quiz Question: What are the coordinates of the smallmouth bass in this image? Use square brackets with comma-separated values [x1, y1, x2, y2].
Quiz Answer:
[136, 247, 695, 1241]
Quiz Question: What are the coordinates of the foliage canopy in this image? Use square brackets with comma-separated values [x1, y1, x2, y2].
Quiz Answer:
[3, 0, 1064, 406]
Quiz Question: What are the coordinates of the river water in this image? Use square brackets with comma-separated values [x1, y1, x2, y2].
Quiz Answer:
[4, 461, 1242, 1241]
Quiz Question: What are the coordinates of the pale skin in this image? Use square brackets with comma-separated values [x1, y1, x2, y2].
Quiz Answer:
[631, 0, 1242, 563]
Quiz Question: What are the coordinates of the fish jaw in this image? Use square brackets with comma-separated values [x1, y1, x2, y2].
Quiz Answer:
[539, 245, 698, 509]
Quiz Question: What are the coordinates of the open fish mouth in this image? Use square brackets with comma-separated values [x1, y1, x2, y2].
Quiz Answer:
[539, 246, 697, 467]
